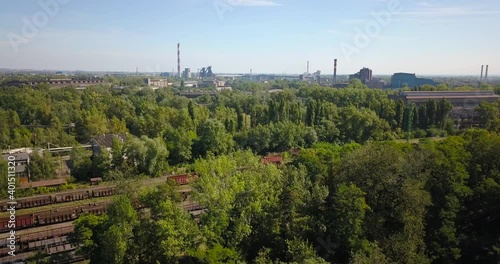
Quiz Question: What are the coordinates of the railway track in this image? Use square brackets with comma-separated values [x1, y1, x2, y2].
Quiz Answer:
[0, 173, 201, 263]
[0, 222, 75, 261]
[0, 174, 194, 215]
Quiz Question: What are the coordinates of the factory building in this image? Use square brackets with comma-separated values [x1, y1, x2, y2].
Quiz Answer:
[2, 152, 30, 182]
[391, 91, 500, 108]
[349, 68, 373, 84]
[347, 67, 386, 89]
[144, 78, 168, 88]
[160, 72, 172, 77]
[183, 68, 191, 79]
[391, 91, 500, 125]
[365, 79, 386, 89]
[390, 73, 438, 88]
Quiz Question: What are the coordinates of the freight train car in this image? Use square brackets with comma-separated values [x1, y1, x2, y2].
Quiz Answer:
[0, 195, 52, 212]
[18, 224, 74, 245]
[0, 246, 20, 258]
[167, 173, 197, 185]
[91, 187, 115, 197]
[28, 235, 68, 251]
[0, 214, 35, 231]
[54, 189, 90, 203]
[0, 186, 116, 213]
[81, 202, 110, 216]
[37, 208, 79, 225]
[0, 203, 111, 232]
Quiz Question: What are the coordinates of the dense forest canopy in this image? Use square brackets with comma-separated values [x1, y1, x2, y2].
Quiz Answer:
[1, 80, 498, 154]
[66, 132, 500, 264]
[0, 78, 499, 263]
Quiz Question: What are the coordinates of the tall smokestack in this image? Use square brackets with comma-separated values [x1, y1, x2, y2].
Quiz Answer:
[307, 61, 309, 74]
[333, 59, 337, 85]
[485, 65, 489, 81]
[480, 65, 484, 81]
[177, 43, 181, 78]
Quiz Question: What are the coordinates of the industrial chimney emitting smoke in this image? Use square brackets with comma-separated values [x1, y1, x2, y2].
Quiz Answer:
[333, 59, 337, 85]
[177, 43, 181, 78]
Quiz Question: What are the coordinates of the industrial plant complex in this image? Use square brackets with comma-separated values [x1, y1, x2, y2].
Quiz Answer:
[1, 43, 495, 94]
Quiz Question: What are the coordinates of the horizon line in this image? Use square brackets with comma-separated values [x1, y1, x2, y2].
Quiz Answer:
[0, 68, 499, 78]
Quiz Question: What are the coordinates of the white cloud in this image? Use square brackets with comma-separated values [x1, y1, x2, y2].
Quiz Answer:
[394, 7, 500, 17]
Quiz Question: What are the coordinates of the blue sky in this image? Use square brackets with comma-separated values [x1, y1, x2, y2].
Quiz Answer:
[0, 0, 499, 76]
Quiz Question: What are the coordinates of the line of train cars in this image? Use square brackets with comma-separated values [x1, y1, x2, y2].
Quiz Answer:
[0, 186, 116, 213]
[0, 223, 75, 259]
[0, 173, 196, 213]
[0, 201, 111, 233]
[0, 173, 197, 233]
[0, 187, 115, 233]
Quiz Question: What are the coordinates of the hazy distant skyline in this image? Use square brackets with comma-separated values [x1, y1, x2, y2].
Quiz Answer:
[1, 0, 499, 76]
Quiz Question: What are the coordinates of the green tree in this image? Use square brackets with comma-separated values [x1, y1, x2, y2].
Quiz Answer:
[394, 99, 405, 129]
[191, 244, 243, 264]
[143, 136, 169, 176]
[132, 199, 198, 263]
[69, 146, 94, 181]
[420, 137, 471, 263]
[338, 106, 391, 143]
[459, 130, 500, 263]
[426, 99, 438, 127]
[69, 213, 106, 259]
[70, 196, 139, 264]
[336, 143, 431, 263]
[123, 136, 169, 177]
[351, 243, 390, 264]
[437, 99, 453, 129]
[194, 119, 234, 157]
[327, 183, 370, 262]
[188, 101, 196, 122]
[77, 107, 109, 141]
[28, 151, 57, 181]
[164, 128, 196, 164]
[475, 102, 499, 131]
[193, 151, 283, 259]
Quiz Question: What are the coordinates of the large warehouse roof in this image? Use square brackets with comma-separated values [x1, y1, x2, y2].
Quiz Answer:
[391, 91, 500, 107]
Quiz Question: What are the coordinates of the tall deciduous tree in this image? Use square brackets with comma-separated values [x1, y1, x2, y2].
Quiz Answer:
[28, 151, 58, 181]
[327, 183, 370, 262]
[194, 119, 234, 157]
